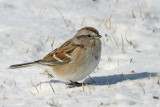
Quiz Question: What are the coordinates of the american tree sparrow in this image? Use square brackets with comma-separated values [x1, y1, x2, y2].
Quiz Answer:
[9, 27, 102, 87]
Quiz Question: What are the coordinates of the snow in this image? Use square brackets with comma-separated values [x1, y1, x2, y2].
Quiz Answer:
[0, 0, 160, 107]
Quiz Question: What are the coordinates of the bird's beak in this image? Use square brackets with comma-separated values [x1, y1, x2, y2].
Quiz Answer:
[94, 35, 102, 40]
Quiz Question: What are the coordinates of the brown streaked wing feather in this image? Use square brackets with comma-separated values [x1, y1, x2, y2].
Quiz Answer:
[43, 48, 57, 61]
[41, 40, 81, 65]
[40, 49, 65, 65]
[56, 40, 78, 57]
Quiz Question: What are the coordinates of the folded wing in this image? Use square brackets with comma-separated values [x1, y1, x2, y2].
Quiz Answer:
[39, 40, 80, 65]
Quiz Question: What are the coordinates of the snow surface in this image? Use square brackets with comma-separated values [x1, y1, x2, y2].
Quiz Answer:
[0, 0, 160, 107]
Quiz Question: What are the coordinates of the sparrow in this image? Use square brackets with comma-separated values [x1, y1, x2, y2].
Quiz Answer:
[9, 27, 102, 87]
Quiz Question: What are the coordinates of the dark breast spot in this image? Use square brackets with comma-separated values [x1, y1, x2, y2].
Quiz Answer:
[95, 55, 99, 60]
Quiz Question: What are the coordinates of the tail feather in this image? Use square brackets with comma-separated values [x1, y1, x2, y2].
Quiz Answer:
[9, 60, 40, 69]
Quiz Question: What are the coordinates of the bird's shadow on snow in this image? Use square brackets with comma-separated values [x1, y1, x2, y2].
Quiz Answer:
[36, 72, 157, 86]
[84, 72, 158, 86]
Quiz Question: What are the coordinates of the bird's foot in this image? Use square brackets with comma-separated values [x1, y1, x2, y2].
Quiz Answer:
[67, 80, 90, 88]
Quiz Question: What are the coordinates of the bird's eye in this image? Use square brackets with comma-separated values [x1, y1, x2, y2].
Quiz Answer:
[87, 35, 91, 37]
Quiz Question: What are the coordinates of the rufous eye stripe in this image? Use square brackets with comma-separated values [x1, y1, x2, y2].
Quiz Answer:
[76, 35, 88, 40]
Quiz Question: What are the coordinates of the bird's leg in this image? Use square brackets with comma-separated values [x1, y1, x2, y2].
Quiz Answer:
[67, 80, 89, 88]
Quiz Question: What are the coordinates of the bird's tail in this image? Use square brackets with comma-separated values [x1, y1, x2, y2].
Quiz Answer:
[9, 60, 41, 69]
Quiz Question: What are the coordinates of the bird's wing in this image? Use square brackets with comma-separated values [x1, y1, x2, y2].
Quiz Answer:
[39, 39, 83, 66]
